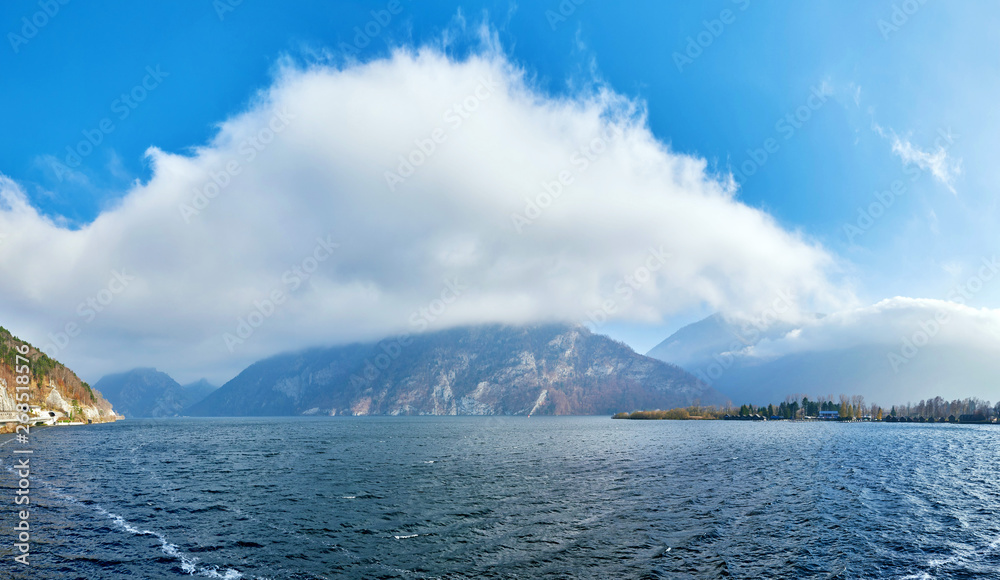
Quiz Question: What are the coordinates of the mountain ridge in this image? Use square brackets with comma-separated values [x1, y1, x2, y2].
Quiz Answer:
[188, 323, 725, 416]
[94, 368, 217, 418]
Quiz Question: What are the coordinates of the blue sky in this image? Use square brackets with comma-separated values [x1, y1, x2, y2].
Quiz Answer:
[1, 1, 998, 382]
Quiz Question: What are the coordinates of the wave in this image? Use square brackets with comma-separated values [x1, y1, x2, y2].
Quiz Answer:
[95, 505, 249, 579]
[899, 533, 1000, 579]
[1, 459, 264, 580]
[927, 534, 1000, 569]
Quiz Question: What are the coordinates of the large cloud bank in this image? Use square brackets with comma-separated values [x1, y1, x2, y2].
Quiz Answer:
[750, 295, 1000, 364]
[676, 295, 1000, 403]
[0, 47, 847, 383]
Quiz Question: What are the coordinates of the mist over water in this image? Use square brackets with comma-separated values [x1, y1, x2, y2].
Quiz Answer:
[2, 417, 999, 579]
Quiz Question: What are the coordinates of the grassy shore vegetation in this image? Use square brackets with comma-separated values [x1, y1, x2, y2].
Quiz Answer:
[614, 395, 1000, 421]
[612, 406, 724, 420]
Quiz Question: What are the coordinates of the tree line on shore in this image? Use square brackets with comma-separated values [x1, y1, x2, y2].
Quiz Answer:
[613, 395, 1000, 422]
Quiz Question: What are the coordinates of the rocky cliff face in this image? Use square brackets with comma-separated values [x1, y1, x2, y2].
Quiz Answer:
[188, 324, 726, 416]
[0, 326, 118, 431]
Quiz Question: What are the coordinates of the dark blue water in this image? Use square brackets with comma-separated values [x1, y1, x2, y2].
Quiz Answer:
[1, 417, 999, 579]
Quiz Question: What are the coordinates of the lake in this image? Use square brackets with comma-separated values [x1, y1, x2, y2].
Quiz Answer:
[1, 417, 999, 578]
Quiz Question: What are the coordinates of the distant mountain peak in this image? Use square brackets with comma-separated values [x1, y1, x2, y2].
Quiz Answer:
[95, 368, 216, 418]
[646, 313, 1000, 405]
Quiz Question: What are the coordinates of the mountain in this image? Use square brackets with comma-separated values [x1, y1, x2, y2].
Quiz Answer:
[94, 369, 216, 418]
[645, 313, 799, 369]
[0, 326, 118, 431]
[188, 323, 725, 416]
[181, 379, 218, 406]
[646, 314, 1000, 406]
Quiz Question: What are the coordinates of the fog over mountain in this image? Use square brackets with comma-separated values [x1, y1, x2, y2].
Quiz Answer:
[647, 297, 1000, 405]
[0, 45, 848, 385]
[1, 25, 994, 405]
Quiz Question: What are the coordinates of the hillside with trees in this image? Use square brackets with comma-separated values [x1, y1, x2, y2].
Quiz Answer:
[0, 326, 118, 431]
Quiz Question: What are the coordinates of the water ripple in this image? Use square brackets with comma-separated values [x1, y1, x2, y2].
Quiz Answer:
[1, 418, 999, 579]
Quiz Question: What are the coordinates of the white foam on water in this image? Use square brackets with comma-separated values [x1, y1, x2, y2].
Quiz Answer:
[95, 505, 251, 578]
[901, 533, 1000, 580]
[394, 534, 419, 539]
[5, 468, 269, 580]
[341, 496, 357, 499]
[926, 534, 1000, 569]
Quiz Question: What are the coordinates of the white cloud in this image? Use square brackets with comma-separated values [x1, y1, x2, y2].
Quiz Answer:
[748, 297, 1000, 359]
[928, 209, 940, 235]
[940, 259, 962, 277]
[0, 47, 850, 384]
[34, 154, 91, 187]
[871, 119, 961, 194]
[890, 134, 961, 194]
